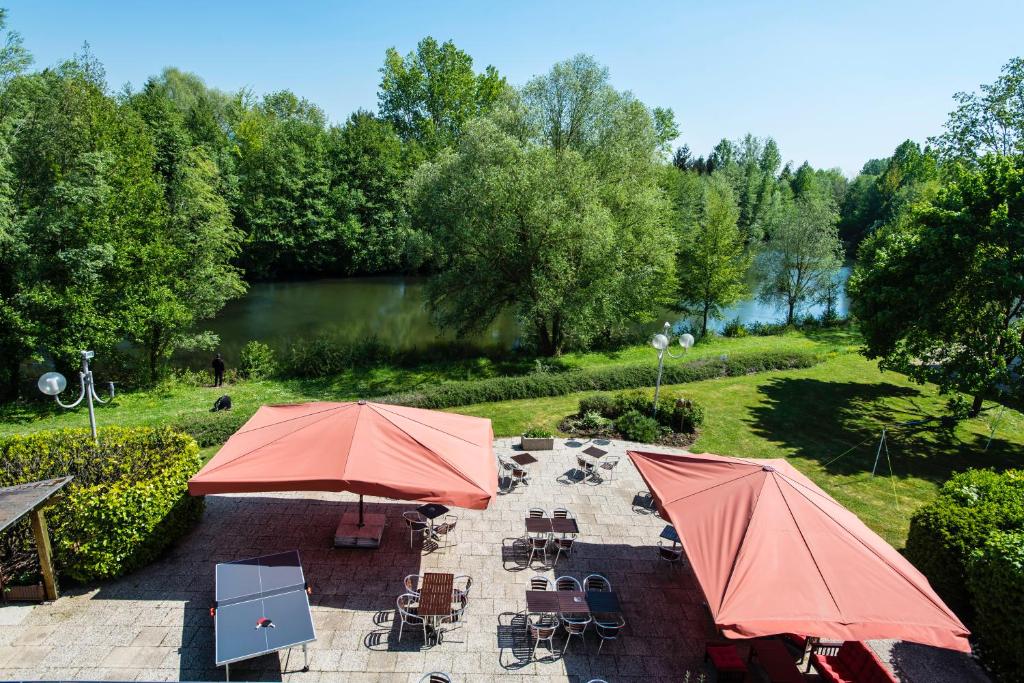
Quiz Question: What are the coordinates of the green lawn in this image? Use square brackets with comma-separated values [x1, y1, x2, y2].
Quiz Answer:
[453, 349, 1023, 546]
[2, 328, 1020, 546]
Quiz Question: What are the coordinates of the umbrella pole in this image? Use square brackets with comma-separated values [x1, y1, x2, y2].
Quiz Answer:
[357, 494, 364, 528]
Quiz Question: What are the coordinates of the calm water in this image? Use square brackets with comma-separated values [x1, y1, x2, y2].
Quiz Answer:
[193, 269, 850, 365]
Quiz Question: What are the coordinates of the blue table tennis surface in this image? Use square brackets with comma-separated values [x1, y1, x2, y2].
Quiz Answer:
[214, 550, 316, 667]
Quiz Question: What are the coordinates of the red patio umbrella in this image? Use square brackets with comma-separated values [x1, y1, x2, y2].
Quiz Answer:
[627, 450, 970, 652]
[188, 401, 497, 516]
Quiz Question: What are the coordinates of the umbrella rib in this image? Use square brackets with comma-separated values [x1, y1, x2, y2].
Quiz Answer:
[199, 405, 352, 475]
[775, 475, 844, 617]
[773, 472, 964, 621]
[716, 473, 770, 613]
[659, 468, 763, 507]
[370, 403, 487, 447]
[235, 403, 356, 435]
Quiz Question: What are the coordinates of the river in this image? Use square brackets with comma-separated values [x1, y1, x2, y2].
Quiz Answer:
[191, 268, 851, 365]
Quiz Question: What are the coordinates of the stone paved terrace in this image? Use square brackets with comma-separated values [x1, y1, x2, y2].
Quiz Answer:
[0, 438, 989, 682]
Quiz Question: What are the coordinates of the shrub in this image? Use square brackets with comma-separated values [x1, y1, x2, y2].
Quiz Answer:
[615, 410, 662, 443]
[381, 350, 821, 410]
[722, 317, 747, 338]
[905, 469, 1024, 620]
[966, 530, 1024, 681]
[171, 409, 254, 447]
[577, 394, 615, 418]
[613, 390, 652, 418]
[669, 398, 705, 434]
[522, 427, 552, 438]
[281, 335, 393, 378]
[0, 427, 204, 583]
[578, 411, 612, 432]
[239, 341, 277, 379]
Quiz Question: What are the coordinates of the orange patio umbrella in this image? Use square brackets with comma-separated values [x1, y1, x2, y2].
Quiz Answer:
[189, 401, 497, 518]
[627, 450, 970, 652]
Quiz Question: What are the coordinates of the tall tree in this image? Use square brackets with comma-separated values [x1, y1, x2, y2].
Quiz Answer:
[758, 194, 843, 324]
[931, 57, 1024, 160]
[676, 175, 750, 336]
[713, 134, 785, 242]
[850, 155, 1024, 416]
[378, 37, 507, 157]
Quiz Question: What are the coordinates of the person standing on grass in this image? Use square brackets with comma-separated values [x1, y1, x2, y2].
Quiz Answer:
[212, 353, 225, 387]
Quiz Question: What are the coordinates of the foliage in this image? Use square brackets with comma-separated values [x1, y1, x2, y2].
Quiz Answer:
[966, 530, 1024, 681]
[669, 397, 705, 434]
[378, 36, 508, 158]
[613, 390, 653, 418]
[707, 134, 785, 242]
[676, 174, 751, 336]
[577, 394, 616, 418]
[521, 427, 552, 438]
[931, 57, 1024, 160]
[904, 469, 1024, 619]
[758, 193, 844, 324]
[577, 411, 612, 432]
[615, 410, 662, 443]
[722, 318, 748, 338]
[0, 427, 204, 582]
[409, 111, 676, 355]
[849, 155, 1024, 415]
[382, 349, 820, 409]
[238, 341, 276, 380]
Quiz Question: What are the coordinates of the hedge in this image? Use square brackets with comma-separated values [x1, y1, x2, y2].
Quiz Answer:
[382, 349, 821, 409]
[171, 408, 255, 447]
[967, 530, 1024, 681]
[904, 468, 1024, 620]
[0, 427, 205, 582]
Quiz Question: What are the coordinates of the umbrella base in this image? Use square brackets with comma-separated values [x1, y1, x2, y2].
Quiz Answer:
[333, 511, 386, 548]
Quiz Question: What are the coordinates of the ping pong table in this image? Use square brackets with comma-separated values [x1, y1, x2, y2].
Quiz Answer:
[212, 550, 316, 680]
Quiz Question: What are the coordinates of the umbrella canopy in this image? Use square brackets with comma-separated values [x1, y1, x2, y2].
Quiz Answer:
[189, 401, 497, 510]
[627, 450, 970, 652]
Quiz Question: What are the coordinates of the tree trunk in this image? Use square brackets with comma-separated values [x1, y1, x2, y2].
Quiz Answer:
[702, 306, 709, 337]
[970, 393, 985, 418]
[787, 298, 796, 326]
[0, 356, 19, 402]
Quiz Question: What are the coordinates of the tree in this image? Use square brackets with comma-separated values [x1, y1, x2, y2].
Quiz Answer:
[712, 134, 785, 242]
[378, 36, 508, 157]
[849, 155, 1024, 416]
[409, 117, 675, 355]
[931, 57, 1024, 160]
[676, 175, 750, 336]
[758, 194, 843, 324]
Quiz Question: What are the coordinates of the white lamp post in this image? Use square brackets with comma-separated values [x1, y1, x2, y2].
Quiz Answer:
[651, 322, 694, 417]
[37, 350, 115, 443]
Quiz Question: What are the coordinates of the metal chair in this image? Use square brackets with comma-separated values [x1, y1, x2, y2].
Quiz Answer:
[442, 591, 469, 628]
[404, 574, 424, 595]
[403, 511, 429, 549]
[434, 513, 458, 549]
[418, 673, 452, 683]
[657, 540, 683, 566]
[552, 507, 573, 519]
[528, 507, 546, 518]
[576, 456, 596, 481]
[530, 575, 555, 591]
[594, 614, 626, 654]
[596, 455, 620, 482]
[528, 533, 550, 567]
[561, 613, 591, 653]
[552, 534, 575, 564]
[583, 574, 611, 592]
[555, 575, 582, 592]
[528, 613, 560, 660]
[396, 593, 427, 643]
[453, 574, 473, 601]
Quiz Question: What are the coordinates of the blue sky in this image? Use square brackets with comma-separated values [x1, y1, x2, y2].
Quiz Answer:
[7, 1, 1022, 175]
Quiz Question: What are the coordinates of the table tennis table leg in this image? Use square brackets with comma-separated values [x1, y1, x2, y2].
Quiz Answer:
[303, 642, 309, 672]
[224, 663, 230, 681]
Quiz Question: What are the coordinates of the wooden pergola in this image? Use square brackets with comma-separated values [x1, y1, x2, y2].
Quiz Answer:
[0, 476, 73, 601]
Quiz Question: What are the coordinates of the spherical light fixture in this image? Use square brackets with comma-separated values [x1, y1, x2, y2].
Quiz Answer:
[37, 372, 67, 396]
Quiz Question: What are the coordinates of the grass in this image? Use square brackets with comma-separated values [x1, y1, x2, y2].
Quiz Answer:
[2, 326, 1020, 546]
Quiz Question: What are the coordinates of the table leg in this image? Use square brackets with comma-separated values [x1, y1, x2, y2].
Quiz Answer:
[303, 642, 309, 672]
[225, 663, 230, 681]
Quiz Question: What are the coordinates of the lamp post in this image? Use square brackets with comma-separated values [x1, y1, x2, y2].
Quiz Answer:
[37, 350, 115, 443]
[651, 322, 694, 417]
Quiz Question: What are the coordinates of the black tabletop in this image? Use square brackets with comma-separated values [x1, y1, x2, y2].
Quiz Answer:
[511, 453, 538, 465]
[582, 446, 608, 458]
[660, 525, 680, 543]
[585, 590, 621, 615]
[417, 503, 450, 520]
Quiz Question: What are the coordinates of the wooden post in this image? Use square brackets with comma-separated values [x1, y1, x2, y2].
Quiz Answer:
[28, 508, 58, 600]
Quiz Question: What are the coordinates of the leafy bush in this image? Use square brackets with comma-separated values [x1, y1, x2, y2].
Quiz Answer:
[577, 394, 615, 418]
[171, 409, 254, 447]
[382, 350, 820, 409]
[281, 335, 393, 378]
[615, 410, 662, 443]
[722, 317, 747, 338]
[613, 390, 652, 418]
[966, 530, 1024, 681]
[522, 427, 552, 438]
[669, 398, 705, 434]
[905, 469, 1024, 620]
[578, 411, 612, 432]
[0, 427, 204, 583]
[239, 341, 277, 379]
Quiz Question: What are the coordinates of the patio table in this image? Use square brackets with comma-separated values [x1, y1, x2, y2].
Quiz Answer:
[418, 572, 454, 645]
[750, 638, 803, 683]
[417, 503, 450, 541]
[524, 517, 579, 535]
[525, 589, 622, 618]
[582, 446, 607, 458]
[660, 525, 680, 544]
[511, 453, 538, 465]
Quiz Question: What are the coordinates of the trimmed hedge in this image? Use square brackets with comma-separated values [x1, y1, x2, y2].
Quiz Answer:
[382, 349, 820, 409]
[904, 469, 1024, 620]
[967, 531, 1024, 681]
[0, 427, 204, 582]
[171, 409, 255, 448]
